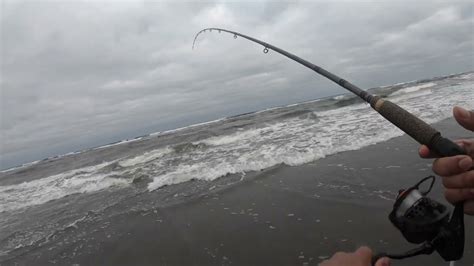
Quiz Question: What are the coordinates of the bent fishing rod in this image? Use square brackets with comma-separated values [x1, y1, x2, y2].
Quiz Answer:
[193, 28, 466, 264]
[193, 28, 465, 158]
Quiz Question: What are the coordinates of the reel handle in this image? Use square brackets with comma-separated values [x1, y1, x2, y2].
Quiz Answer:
[372, 243, 434, 266]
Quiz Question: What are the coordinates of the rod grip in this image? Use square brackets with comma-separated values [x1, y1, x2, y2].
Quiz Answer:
[430, 135, 466, 157]
[371, 98, 466, 157]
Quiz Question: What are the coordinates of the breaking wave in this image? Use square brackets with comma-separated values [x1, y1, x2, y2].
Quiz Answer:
[0, 162, 131, 213]
[147, 81, 474, 191]
[1, 76, 473, 212]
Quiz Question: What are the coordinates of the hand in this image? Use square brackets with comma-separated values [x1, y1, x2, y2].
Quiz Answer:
[319, 246, 390, 266]
[419, 106, 474, 215]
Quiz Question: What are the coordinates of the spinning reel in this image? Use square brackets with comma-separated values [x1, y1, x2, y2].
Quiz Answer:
[372, 176, 465, 265]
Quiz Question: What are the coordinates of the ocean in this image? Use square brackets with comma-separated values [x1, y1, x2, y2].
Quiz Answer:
[1, 72, 473, 264]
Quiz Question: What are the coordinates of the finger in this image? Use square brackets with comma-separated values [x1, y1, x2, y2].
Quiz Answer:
[319, 259, 329, 266]
[433, 155, 472, 176]
[419, 145, 437, 158]
[375, 257, 391, 266]
[418, 140, 472, 159]
[453, 106, 474, 131]
[444, 188, 474, 204]
[464, 200, 474, 215]
[354, 246, 372, 264]
[455, 139, 474, 157]
[442, 170, 474, 188]
[319, 251, 346, 265]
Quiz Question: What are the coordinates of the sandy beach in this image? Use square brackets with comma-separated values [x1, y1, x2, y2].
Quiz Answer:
[3, 117, 473, 266]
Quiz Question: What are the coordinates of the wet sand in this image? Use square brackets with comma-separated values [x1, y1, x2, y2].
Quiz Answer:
[5, 117, 474, 266]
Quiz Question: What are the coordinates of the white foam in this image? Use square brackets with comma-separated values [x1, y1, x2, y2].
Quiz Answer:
[458, 72, 474, 80]
[3, 79, 473, 208]
[148, 81, 474, 191]
[390, 82, 436, 96]
[0, 161, 130, 212]
[332, 95, 346, 100]
[197, 127, 268, 146]
[118, 147, 173, 167]
[148, 109, 402, 191]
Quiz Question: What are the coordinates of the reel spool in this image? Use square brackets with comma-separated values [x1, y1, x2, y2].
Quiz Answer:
[372, 176, 465, 265]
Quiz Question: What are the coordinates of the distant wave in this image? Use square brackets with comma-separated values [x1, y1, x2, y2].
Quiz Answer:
[332, 94, 347, 100]
[1, 75, 473, 212]
[118, 147, 173, 167]
[389, 82, 436, 97]
[146, 81, 474, 191]
[0, 160, 42, 174]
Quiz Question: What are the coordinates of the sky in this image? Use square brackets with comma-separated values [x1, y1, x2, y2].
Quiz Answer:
[1, 0, 473, 169]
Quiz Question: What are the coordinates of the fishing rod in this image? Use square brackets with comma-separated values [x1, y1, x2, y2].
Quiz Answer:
[193, 28, 465, 158]
[193, 28, 466, 265]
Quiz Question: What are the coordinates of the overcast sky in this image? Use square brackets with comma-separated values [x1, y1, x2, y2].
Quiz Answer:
[1, 0, 473, 169]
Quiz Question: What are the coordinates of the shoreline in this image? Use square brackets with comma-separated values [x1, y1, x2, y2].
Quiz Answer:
[2, 117, 474, 266]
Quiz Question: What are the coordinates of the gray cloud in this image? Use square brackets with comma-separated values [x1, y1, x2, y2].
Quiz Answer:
[1, 0, 473, 169]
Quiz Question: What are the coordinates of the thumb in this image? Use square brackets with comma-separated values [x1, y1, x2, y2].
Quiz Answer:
[354, 246, 372, 265]
[453, 106, 474, 131]
[375, 257, 390, 266]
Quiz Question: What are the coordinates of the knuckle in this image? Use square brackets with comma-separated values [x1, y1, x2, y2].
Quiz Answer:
[460, 171, 474, 187]
[442, 177, 451, 188]
[467, 171, 474, 186]
[460, 174, 467, 187]
[433, 156, 469, 177]
[433, 158, 450, 176]
[432, 158, 441, 174]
